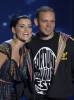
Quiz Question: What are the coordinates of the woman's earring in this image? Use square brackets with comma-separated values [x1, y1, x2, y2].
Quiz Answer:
[13, 33, 16, 44]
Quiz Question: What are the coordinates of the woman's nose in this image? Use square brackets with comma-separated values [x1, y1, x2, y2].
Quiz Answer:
[24, 26, 28, 31]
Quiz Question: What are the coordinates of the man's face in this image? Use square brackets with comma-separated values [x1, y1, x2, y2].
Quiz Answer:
[35, 11, 55, 39]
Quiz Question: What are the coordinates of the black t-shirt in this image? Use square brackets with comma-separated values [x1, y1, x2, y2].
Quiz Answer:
[29, 32, 59, 95]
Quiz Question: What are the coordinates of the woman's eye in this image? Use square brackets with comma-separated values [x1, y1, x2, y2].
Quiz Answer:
[28, 25, 32, 28]
[20, 25, 24, 28]
[19, 25, 32, 28]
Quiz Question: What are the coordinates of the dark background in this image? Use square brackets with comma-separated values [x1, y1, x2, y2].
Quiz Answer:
[0, 0, 73, 43]
[72, 0, 74, 38]
[0, 0, 73, 100]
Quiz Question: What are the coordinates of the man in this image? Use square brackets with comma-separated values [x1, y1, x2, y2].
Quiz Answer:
[27, 6, 74, 100]
[11, 6, 74, 100]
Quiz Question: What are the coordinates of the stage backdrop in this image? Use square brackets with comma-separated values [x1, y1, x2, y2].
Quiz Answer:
[0, 0, 72, 43]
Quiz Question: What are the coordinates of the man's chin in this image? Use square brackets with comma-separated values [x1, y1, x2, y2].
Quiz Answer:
[39, 32, 49, 36]
[42, 33, 50, 37]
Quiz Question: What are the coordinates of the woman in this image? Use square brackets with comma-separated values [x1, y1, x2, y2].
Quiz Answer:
[0, 14, 32, 100]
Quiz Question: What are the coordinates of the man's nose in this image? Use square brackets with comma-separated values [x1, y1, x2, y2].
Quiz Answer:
[47, 21, 51, 26]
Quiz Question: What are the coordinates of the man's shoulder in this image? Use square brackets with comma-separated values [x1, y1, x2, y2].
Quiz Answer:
[31, 33, 36, 39]
[69, 36, 74, 42]
[31, 32, 39, 40]
[56, 31, 73, 41]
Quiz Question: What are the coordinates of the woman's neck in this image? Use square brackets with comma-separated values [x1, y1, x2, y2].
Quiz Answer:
[10, 39, 25, 50]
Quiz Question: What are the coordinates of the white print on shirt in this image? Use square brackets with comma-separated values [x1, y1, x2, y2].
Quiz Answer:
[34, 47, 56, 95]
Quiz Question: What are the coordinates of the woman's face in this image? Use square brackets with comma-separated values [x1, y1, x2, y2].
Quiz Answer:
[13, 18, 32, 42]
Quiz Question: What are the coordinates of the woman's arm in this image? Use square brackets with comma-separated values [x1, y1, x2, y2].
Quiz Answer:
[0, 52, 8, 68]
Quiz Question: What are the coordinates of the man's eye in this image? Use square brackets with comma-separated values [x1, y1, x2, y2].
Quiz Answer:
[51, 20, 55, 23]
[42, 20, 47, 22]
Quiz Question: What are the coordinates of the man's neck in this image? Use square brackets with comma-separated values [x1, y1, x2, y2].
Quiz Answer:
[39, 31, 54, 40]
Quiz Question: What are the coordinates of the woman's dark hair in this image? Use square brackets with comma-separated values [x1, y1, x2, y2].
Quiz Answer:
[10, 14, 31, 30]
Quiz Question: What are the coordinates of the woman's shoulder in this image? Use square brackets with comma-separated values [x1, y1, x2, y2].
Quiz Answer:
[0, 40, 12, 58]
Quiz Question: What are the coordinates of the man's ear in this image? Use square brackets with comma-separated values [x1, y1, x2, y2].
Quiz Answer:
[34, 18, 38, 26]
